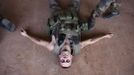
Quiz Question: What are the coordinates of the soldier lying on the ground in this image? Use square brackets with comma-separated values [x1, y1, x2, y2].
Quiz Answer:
[20, 0, 119, 68]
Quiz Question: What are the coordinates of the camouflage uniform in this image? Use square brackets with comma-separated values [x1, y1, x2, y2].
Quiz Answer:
[48, 0, 94, 55]
[94, 0, 120, 18]
[47, 0, 120, 55]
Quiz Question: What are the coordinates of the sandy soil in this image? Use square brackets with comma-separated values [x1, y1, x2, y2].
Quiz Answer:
[0, 0, 134, 75]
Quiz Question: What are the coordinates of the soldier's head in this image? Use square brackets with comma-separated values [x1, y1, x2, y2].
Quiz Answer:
[58, 38, 73, 68]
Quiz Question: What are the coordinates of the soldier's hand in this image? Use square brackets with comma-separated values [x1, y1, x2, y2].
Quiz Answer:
[20, 28, 28, 37]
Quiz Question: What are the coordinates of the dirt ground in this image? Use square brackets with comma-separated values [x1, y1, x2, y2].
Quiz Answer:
[0, 0, 134, 75]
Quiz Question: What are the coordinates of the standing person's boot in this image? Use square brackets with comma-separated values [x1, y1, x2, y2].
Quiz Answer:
[0, 16, 16, 32]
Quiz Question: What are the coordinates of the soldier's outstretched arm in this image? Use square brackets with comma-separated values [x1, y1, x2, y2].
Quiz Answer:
[20, 29, 56, 51]
[80, 33, 113, 49]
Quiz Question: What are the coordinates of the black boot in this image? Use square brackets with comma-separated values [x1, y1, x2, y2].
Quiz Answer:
[0, 17, 16, 32]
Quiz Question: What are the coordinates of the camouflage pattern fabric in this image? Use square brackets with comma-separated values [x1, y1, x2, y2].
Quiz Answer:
[48, 0, 86, 55]
[94, 0, 120, 17]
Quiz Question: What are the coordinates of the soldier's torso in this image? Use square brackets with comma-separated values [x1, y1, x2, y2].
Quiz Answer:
[48, 7, 81, 55]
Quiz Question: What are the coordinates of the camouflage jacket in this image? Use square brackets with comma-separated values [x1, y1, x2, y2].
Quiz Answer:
[48, 6, 91, 55]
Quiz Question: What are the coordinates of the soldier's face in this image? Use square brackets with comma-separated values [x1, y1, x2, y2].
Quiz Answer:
[59, 44, 72, 68]
[59, 50, 72, 68]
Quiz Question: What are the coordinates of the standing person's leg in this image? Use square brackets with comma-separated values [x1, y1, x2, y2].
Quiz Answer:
[102, 1, 120, 18]
[0, 16, 16, 32]
[97, 0, 115, 16]
[93, 0, 119, 18]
